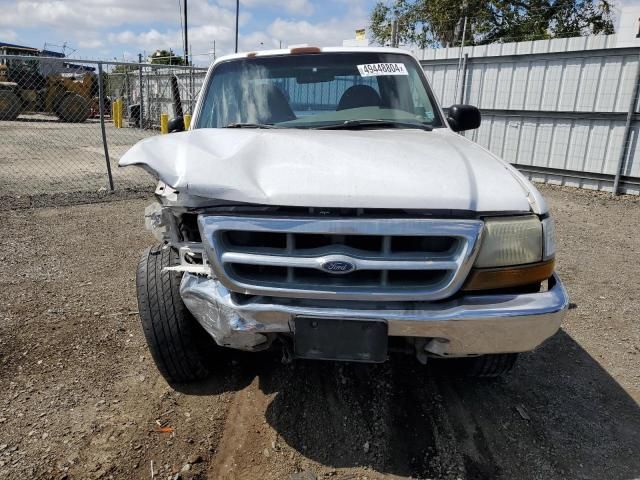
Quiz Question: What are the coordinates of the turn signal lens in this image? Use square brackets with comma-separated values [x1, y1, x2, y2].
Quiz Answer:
[463, 259, 555, 292]
[541, 217, 556, 260]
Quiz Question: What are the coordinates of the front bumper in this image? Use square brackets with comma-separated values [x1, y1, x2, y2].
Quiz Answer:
[180, 273, 569, 356]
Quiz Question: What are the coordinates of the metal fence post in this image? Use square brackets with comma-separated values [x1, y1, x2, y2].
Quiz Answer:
[147, 71, 151, 127]
[190, 67, 195, 114]
[459, 53, 469, 104]
[138, 53, 144, 128]
[613, 53, 640, 195]
[97, 62, 115, 191]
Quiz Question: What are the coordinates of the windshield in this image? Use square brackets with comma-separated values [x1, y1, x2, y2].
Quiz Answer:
[196, 52, 443, 129]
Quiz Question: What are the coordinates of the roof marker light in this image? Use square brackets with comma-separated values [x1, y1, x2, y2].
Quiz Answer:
[290, 46, 321, 54]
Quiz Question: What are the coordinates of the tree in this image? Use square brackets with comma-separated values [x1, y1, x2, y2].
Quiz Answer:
[370, 0, 615, 48]
[112, 64, 138, 74]
[150, 49, 186, 66]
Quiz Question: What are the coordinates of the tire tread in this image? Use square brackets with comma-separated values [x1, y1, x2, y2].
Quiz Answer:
[136, 245, 213, 384]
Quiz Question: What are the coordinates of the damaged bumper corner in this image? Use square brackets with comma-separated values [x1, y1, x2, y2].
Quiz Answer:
[179, 276, 276, 351]
[179, 273, 569, 356]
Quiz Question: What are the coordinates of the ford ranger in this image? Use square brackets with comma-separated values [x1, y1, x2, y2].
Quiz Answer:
[120, 46, 569, 383]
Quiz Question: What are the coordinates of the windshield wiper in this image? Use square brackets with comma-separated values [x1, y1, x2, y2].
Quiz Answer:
[225, 122, 279, 129]
[313, 119, 433, 131]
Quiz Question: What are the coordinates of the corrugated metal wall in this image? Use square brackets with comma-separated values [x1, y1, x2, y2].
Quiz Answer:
[416, 35, 640, 194]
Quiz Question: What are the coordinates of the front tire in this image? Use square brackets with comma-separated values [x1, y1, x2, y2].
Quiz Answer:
[55, 93, 90, 122]
[136, 245, 218, 384]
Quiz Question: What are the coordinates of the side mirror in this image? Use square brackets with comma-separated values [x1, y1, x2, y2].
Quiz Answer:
[168, 116, 185, 133]
[447, 104, 481, 132]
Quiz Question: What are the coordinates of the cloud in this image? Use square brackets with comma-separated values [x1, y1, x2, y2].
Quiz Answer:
[0, 29, 17, 41]
[106, 3, 359, 61]
[217, 0, 315, 16]
[2, 0, 249, 60]
[0, 0, 240, 30]
[267, 16, 368, 47]
[245, 0, 314, 16]
[108, 23, 237, 62]
[239, 30, 281, 51]
[78, 38, 104, 49]
[0, 0, 164, 29]
[1, 0, 375, 61]
[261, 0, 371, 47]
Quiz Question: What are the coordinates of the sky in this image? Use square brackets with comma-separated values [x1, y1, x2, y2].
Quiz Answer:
[0, 0, 378, 64]
[1, 0, 638, 65]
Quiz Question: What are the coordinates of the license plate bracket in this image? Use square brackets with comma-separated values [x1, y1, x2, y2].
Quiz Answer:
[294, 317, 388, 363]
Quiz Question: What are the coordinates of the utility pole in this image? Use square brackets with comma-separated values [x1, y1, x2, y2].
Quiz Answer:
[235, 0, 239, 53]
[390, 20, 399, 47]
[184, 0, 189, 65]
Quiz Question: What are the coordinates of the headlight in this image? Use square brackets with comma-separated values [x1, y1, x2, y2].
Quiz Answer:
[463, 215, 555, 292]
[474, 215, 543, 268]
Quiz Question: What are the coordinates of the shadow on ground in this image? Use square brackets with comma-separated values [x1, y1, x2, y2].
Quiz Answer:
[182, 330, 640, 479]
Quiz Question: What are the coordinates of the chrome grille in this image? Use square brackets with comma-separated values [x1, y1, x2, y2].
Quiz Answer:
[198, 216, 484, 301]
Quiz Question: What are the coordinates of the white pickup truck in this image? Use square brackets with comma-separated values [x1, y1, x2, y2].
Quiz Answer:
[120, 46, 568, 383]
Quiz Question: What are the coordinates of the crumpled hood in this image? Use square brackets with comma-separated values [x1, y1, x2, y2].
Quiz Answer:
[119, 128, 546, 213]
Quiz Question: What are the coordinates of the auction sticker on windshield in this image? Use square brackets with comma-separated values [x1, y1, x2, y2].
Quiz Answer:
[357, 63, 408, 77]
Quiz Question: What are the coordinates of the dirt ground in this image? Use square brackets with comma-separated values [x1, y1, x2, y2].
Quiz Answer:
[0, 184, 639, 480]
[0, 114, 154, 196]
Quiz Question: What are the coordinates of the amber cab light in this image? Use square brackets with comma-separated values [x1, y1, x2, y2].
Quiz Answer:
[290, 46, 321, 54]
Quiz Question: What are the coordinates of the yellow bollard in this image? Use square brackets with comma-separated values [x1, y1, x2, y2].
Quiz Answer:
[160, 113, 169, 134]
[183, 114, 191, 130]
[115, 98, 123, 128]
[111, 99, 116, 126]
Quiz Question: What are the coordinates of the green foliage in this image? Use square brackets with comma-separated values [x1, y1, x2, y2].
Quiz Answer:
[370, 0, 615, 48]
[150, 49, 186, 65]
[111, 64, 138, 74]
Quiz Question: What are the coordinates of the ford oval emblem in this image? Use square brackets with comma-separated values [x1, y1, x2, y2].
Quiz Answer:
[321, 260, 355, 274]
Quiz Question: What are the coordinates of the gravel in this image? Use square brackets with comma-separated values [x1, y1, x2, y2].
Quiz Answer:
[0, 114, 155, 197]
[0, 183, 638, 480]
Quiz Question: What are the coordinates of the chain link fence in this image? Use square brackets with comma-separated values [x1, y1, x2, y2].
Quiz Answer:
[0, 54, 207, 205]
[4, 42, 639, 208]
